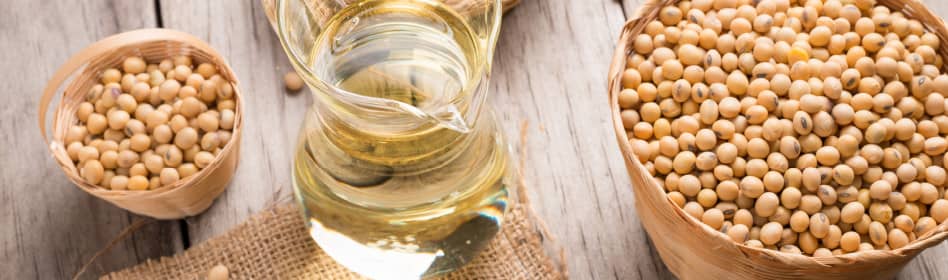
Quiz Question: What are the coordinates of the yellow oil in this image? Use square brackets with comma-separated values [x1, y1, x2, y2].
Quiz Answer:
[291, 0, 510, 279]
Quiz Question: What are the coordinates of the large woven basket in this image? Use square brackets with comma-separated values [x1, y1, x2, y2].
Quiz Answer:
[607, 0, 948, 279]
[39, 29, 243, 220]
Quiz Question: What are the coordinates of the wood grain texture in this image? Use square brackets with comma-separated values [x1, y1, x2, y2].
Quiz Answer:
[5, 0, 948, 279]
[157, 0, 309, 243]
[621, 0, 647, 19]
[0, 1, 182, 279]
[489, 0, 673, 279]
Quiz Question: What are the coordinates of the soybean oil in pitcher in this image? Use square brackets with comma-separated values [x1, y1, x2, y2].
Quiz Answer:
[287, 0, 510, 278]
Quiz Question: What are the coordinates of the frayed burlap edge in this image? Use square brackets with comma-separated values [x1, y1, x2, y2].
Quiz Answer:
[102, 200, 563, 279]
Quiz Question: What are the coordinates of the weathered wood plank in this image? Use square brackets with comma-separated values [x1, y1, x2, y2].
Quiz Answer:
[0, 1, 182, 279]
[621, 0, 646, 19]
[489, 0, 673, 279]
[157, 0, 309, 243]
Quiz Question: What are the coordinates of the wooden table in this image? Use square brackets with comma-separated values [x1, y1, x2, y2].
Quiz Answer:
[4, 0, 948, 279]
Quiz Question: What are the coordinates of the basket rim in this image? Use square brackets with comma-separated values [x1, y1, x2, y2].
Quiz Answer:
[41, 28, 244, 200]
[606, 0, 948, 265]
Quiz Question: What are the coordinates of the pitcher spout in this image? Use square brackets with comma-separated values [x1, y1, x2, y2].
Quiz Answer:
[426, 104, 471, 134]
[390, 100, 471, 134]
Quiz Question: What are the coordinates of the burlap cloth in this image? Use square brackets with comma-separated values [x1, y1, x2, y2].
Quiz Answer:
[102, 200, 562, 279]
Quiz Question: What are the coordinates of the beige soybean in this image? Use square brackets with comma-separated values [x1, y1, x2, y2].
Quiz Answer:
[197, 112, 220, 132]
[159, 168, 180, 186]
[128, 175, 149, 191]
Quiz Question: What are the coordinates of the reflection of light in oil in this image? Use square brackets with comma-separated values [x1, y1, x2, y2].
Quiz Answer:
[308, 218, 436, 280]
[386, 206, 458, 226]
[477, 205, 504, 225]
[477, 189, 508, 225]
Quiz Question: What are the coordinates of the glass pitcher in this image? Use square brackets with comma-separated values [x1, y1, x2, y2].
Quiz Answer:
[275, 0, 511, 278]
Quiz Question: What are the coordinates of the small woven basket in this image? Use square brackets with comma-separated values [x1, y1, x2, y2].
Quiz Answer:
[39, 29, 243, 220]
[607, 0, 948, 279]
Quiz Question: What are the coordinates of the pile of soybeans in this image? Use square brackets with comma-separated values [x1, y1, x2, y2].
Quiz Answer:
[619, 0, 948, 256]
[64, 55, 237, 191]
